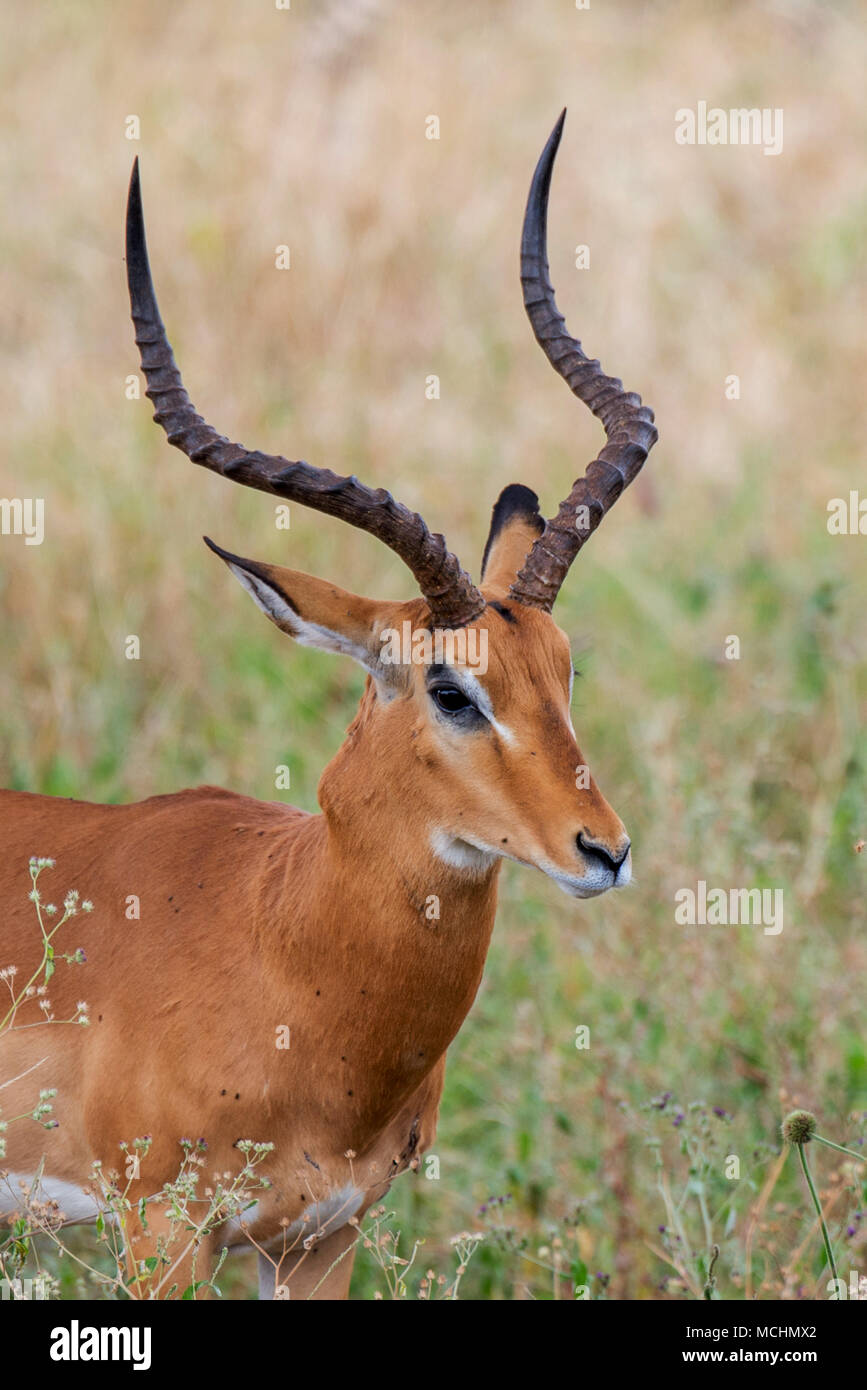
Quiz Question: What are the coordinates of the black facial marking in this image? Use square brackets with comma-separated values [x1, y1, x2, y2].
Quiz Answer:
[488, 599, 517, 624]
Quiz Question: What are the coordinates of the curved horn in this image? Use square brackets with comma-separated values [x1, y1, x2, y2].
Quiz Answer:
[509, 111, 658, 612]
[125, 159, 485, 630]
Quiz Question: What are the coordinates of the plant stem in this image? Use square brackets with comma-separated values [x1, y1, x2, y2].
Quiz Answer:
[813, 1134, 867, 1164]
[796, 1143, 838, 1284]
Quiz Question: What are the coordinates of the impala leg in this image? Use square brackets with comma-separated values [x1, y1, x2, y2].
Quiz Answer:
[259, 1223, 360, 1301]
[120, 1204, 217, 1301]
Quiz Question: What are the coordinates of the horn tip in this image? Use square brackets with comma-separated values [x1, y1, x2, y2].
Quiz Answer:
[548, 109, 566, 154]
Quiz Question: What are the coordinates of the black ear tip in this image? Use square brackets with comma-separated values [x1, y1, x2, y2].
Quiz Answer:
[202, 536, 259, 575]
[491, 483, 542, 520]
[481, 484, 546, 579]
[203, 535, 229, 560]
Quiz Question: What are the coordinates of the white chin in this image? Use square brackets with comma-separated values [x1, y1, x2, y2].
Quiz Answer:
[546, 855, 632, 899]
[615, 855, 632, 888]
[554, 875, 613, 899]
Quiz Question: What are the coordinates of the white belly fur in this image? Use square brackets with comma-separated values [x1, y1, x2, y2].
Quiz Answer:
[2, 1171, 367, 1254]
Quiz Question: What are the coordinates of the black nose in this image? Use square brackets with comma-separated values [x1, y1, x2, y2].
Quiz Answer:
[577, 832, 630, 873]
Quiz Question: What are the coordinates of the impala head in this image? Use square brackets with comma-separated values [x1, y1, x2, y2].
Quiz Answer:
[125, 111, 658, 900]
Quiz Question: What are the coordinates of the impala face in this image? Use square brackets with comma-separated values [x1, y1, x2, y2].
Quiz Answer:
[412, 605, 632, 897]
[206, 511, 631, 901]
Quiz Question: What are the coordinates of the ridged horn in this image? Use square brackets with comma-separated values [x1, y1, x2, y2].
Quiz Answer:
[509, 111, 658, 611]
[125, 159, 485, 630]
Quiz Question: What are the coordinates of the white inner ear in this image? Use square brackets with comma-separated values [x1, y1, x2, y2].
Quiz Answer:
[227, 562, 395, 691]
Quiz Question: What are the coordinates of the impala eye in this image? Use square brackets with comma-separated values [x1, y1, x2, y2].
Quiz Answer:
[431, 684, 473, 715]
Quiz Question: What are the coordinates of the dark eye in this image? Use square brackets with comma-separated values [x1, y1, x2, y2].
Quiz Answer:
[431, 685, 473, 715]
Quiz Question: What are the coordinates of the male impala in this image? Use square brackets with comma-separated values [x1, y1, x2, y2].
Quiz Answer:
[0, 113, 657, 1299]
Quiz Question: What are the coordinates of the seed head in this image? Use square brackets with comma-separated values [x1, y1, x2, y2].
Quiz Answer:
[782, 1110, 817, 1145]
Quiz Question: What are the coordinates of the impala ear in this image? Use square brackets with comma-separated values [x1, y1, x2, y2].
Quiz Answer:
[203, 537, 407, 688]
[480, 485, 546, 592]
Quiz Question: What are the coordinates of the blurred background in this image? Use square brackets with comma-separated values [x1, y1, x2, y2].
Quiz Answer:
[0, 0, 865, 1298]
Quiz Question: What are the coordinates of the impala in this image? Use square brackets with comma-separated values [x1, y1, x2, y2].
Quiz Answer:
[0, 112, 657, 1299]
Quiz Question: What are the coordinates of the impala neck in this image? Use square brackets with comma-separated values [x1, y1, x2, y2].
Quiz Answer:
[317, 695, 502, 971]
[319, 679, 500, 894]
[262, 687, 502, 1136]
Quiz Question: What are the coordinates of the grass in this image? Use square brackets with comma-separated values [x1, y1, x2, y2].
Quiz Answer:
[0, 0, 865, 1298]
